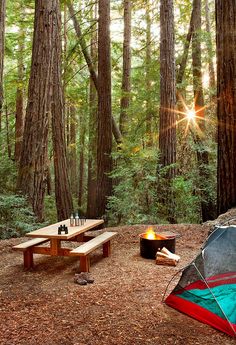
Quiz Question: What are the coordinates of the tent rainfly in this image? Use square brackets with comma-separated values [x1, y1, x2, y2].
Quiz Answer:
[165, 225, 236, 337]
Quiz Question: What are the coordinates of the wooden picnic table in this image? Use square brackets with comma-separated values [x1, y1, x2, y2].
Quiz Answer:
[13, 218, 119, 271]
[26, 218, 104, 256]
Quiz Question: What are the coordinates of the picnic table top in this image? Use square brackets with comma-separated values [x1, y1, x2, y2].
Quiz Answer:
[26, 218, 104, 240]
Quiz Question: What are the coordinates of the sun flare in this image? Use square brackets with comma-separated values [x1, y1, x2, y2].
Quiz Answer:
[186, 109, 196, 120]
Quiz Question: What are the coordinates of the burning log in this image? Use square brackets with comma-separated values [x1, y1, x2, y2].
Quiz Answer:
[156, 247, 180, 266]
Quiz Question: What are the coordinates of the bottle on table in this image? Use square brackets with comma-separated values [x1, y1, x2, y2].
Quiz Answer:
[75, 213, 79, 226]
[70, 214, 74, 227]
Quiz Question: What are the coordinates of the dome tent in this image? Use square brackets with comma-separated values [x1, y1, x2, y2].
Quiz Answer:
[165, 225, 236, 337]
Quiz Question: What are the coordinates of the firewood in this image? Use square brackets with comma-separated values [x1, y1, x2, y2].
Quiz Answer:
[156, 247, 180, 266]
[156, 256, 178, 266]
[160, 247, 180, 261]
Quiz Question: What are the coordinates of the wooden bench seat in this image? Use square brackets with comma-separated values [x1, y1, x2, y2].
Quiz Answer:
[13, 238, 49, 269]
[71, 231, 118, 272]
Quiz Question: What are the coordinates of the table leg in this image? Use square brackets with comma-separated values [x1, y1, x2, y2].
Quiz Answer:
[24, 250, 33, 269]
[80, 255, 90, 272]
[50, 238, 61, 256]
[103, 241, 111, 257]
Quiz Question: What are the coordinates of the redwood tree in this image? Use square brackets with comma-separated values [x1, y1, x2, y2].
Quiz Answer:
[158, 0, 176, 222]
[15, 14, 25, 162]
[145, 0, 153, 147]
[96, 0, 113, 218]
[0, 0, 6, 130]
[205, 0, 216, 90]
[50, 0, 73, 220]
[87, 3, 98, 218]
[119, 0, 131, 136]
[159, 0, 176, 171]
[216, 0, 236, 215]
[17, 0, 54, 221]
[17, 0, 72, 221]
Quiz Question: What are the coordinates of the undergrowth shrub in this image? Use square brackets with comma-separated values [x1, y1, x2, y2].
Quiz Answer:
[172, 176, 201, 223]
[0, 194, 41, 239]
[0, 157, 17, 193]
[108, 145, 160, 225]
[107, 142, 214, 225]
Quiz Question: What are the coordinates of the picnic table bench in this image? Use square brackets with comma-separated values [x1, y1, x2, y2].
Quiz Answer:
[13, 219, 118, 272]
[71, 231, 118, 272]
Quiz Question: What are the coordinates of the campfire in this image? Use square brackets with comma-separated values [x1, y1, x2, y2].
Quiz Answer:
[139, 226, 176, 260]
[142, 226, 167, 240]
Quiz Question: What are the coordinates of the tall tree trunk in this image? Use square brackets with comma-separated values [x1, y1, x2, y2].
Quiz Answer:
[176, 7, 194, 92]
[5, 104, 11, 158]
[0, 0, 6, 131]
[67, 0, 122, 145]
[51, 0, 73, 220]
[205, 0, 216, 90]
[87, 2, 98, 218]
[96, 0, 112, 219]
[15, 22, 25, 162]
[145, 0, 153, 147]
[192, 0, 205, 133]
[192, 0, 216, 221]
[119, 0, 131, 136]
[159, 0, 176, 172]
[158, 0, 176, 223]
[78, 110, 85, 208]
[68, 104, 78, 196]
[216, 0, 236, 215]
[17, 0, 55, 221]
[63, 2, 69, 147]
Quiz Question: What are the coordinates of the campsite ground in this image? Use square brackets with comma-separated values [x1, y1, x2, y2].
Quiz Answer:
[0, 214, 236, 344]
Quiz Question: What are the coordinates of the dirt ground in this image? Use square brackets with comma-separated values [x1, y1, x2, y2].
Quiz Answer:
[0, 220, 236, 345]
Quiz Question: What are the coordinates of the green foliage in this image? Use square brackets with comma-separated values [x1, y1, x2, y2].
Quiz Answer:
[0, 194, 41, 239]
[0, 156, 17, 193]
[172, 176, 201, 223]
[107, 135, 217, 225]
[43, 195, 58, 225]
[107, 144, 160, 225]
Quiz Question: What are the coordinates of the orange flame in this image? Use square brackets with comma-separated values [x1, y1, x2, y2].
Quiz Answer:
[144, 227, 167, 240]
[145, 226, 156, 240]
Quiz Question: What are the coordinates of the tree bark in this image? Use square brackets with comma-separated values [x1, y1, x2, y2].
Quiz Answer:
[17, 0, 54, 221]
[119, 0, 131, 136]
[87, 2, 98, 218]
[0, 0, 6, 131]
[96, 0, 113, 219]
[15, 20, 25, 162]
[68, 104, 78, 196]
[205, 0, 216, 90]
[192, 0, 205, 132]
[5, 104, 11, 158]
[145, 0, 153, 147]
[51, 0, 73, 220]
[78, 110, 85, 208]
[67, 0, 122, 144]
[158, 0, 176, 223]
[216, 0, 236, 215]
[159, 0, 176, 173]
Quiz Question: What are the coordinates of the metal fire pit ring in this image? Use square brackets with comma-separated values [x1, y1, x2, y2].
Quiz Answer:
[139, 233, 176, 259]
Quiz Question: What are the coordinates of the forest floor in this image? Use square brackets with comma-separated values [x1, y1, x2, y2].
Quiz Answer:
[1, 209, 236, 345]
